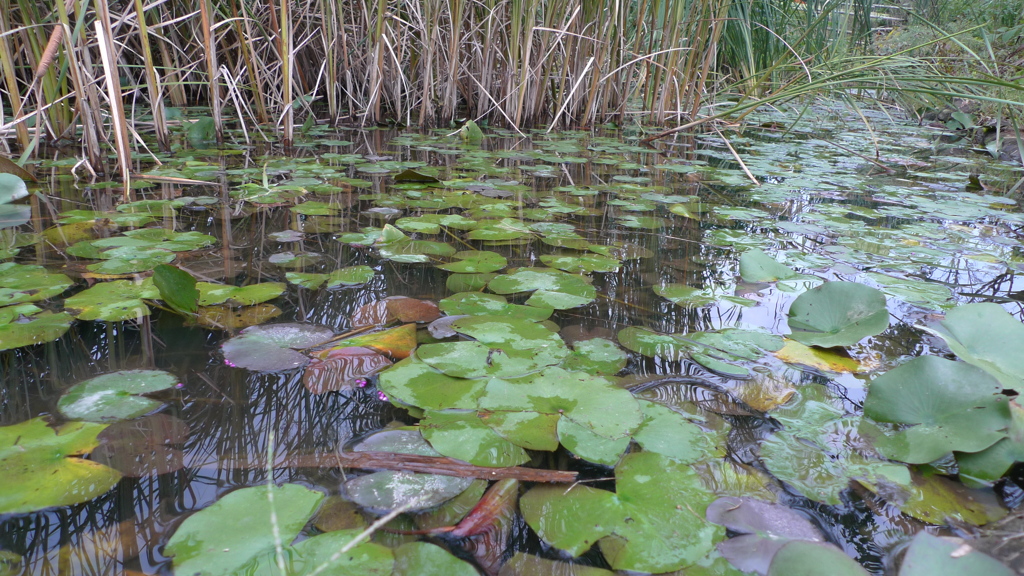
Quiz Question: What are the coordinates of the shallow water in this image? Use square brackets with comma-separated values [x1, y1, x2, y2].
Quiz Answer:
[2, 107, 1023, 575]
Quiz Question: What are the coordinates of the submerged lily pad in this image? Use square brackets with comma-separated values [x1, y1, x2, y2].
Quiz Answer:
[787, 281, 888, 348]
[655, 284, 756, 308]
[707, 496, 824, 575]
[0, 417, 122, 514]
[521, 451, 723, 573]
[222, 323, 335, 371]
[898, 532, 1014, 576]
[437, 250, 508, 274]
[58, 370, 179, 422]
[767, 541, 869, 576]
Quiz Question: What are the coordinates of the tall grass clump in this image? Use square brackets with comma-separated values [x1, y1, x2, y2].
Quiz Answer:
[1, 0, 1021, 176]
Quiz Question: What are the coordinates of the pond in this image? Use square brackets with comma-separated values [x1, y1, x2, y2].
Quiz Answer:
[2, 106, 1023, 576]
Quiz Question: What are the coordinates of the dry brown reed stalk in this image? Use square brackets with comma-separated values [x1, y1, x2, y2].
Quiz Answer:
[133, 0, 170, 152]
[93, 0, 132, 189]
[279, 0, 293, 146]
[0, 11, 32, 150]
[199, 0, 223, 143]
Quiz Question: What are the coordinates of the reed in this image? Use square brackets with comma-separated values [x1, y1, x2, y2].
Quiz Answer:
[0, 0, 1021, 175]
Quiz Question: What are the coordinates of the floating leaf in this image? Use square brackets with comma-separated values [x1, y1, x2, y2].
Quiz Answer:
[152, 264, 198, 315]
[164, 484, 325, 576]
[437, 250, 508, 274]
[393, 542, 477, 576]
[240, 529, 394, 576]
[285, 272, 329, 289]
[561, 338, 627, 375]
[488, 268, 596, 309]
[708, 496, 824, 575]
[0, 418, 122, 514]
[957, 400, 1024, 486]
[222, 323, 335, 371]
[655, 284, 756, 308]
[197, 282, 286, 306]
[192, 304, 282, 330]
[919, 303, 1024, 388]
[898, 532, 1014, 576]
[321, 323, 418, 359]
[739, 249, 801, 282]
[386, 296, 442, 323]
[477, 367, 642, 458]
[378, 356, 487, 410]
[303, 347, 393, 394]
[774, 340, 866, 373]
[766, 541, 870, 576]
[64, 279, 159, 322]
[420, 409, 530, 467]
[521, 452, 723, 573]
[0, 173, 29, 204]
[857, 466, 1007, 526]
[863, 356, 1011, 464]
[439, 292, 552, 320]
[57, 369, 178, 422]
[0, 309, 73, 350]
[787, 281, 889, 348]
[0, 262, 73, 306]
[539, 254, 621, 273]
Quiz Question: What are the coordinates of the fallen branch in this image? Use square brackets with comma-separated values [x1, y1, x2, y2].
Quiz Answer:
[200, 451, 578, 483]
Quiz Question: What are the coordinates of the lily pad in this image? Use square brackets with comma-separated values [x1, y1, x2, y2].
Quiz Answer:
[393, 542, 477, 576]
[0, 417, 122, 514]
[164, 483, 326, 576]
[863, 356, 1011, 464]
[898, 532, 1014, 576]
[920, 303, 1024, 388]
[222, 323, 335, 371]
[561, 338, 628, 375]
[197, 282, 286, 306]
[377, 356, 488, 410]
[0, 308, 74, 350]
[787, 281, 889, 348]
[539, 254, 621, 274]
[419, 409, 530, 467]
[0, 262, 74, 305]
[957, 400, 1024, 485]
[656, 284, 756, 308]
[488, 268, 596, 309]
[57, 369, 179, 422]
[152, 264, 199, 315]
[437, 250, 508, 274]
[438, 292, 552, 320]
[739, 249, 802, 282]
[767, 541, 870, 576]
[303, 347, 393, 394]
[64, 279, 160, 322]
[239, 529, 394, 575]
[477, 367, 642, 459]
[521, 451, 723, 573]
[707, 496, 824, 575]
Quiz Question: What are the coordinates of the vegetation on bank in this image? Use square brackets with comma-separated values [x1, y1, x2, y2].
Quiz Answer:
[0, 0, 1021, 172]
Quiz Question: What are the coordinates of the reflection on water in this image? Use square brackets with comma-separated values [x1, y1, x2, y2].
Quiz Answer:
[1, 117, 1023, 574]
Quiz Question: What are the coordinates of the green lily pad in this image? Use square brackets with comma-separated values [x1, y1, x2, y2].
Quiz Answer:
[863, 272, 953, 309]
[378, 355, 488, 410]
[449, 314, 568, 365]
[290, 200, 342, 215]
[379, 239, 456, 262]
[419, 409, 530, 467]
[539, 254, 621, 273]
[521, 451, 723, 573]
[488, 268, 596, 309]
[957, 400, 1024, 486]
[57, 369, 179, 422]
[898, 532, 1014, 576]
[268, 251, 322, 268]
[857, 464, 1008, 526]
[787, 281, 889, 348]
[85, 247, 176, 274]
[465, 218, 532, 241]
[739, 249, 801, 282]
[767, 541, 870, 576]
[64, 279, 160, 322]
[153, 264, 199, 315]
[0, 417, 122, 514]
[561, 338, 627, 375]
[438, 292, 552, 320]
[238, 529, 394, 575]
[655, 284, 756, 308]
[0, 262, 74, 305]
[345, 470, 474, 513]
[0, 173, 29, 204]
[617, 326, 689, 361]
[863, 356, 1011, 464]
[197, 282, 286, 306]
[0, 308, 73, 350]
[164, 483, 326, 576]
[221, 323, 335, 372]
[417, 340, 561, 379]
[920, 303, 1024, 388]
[633, 400, 719, 463]
[437, 250, 508, 274]
[393, 542, 477, 576]
[477, 367, 642, 458]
